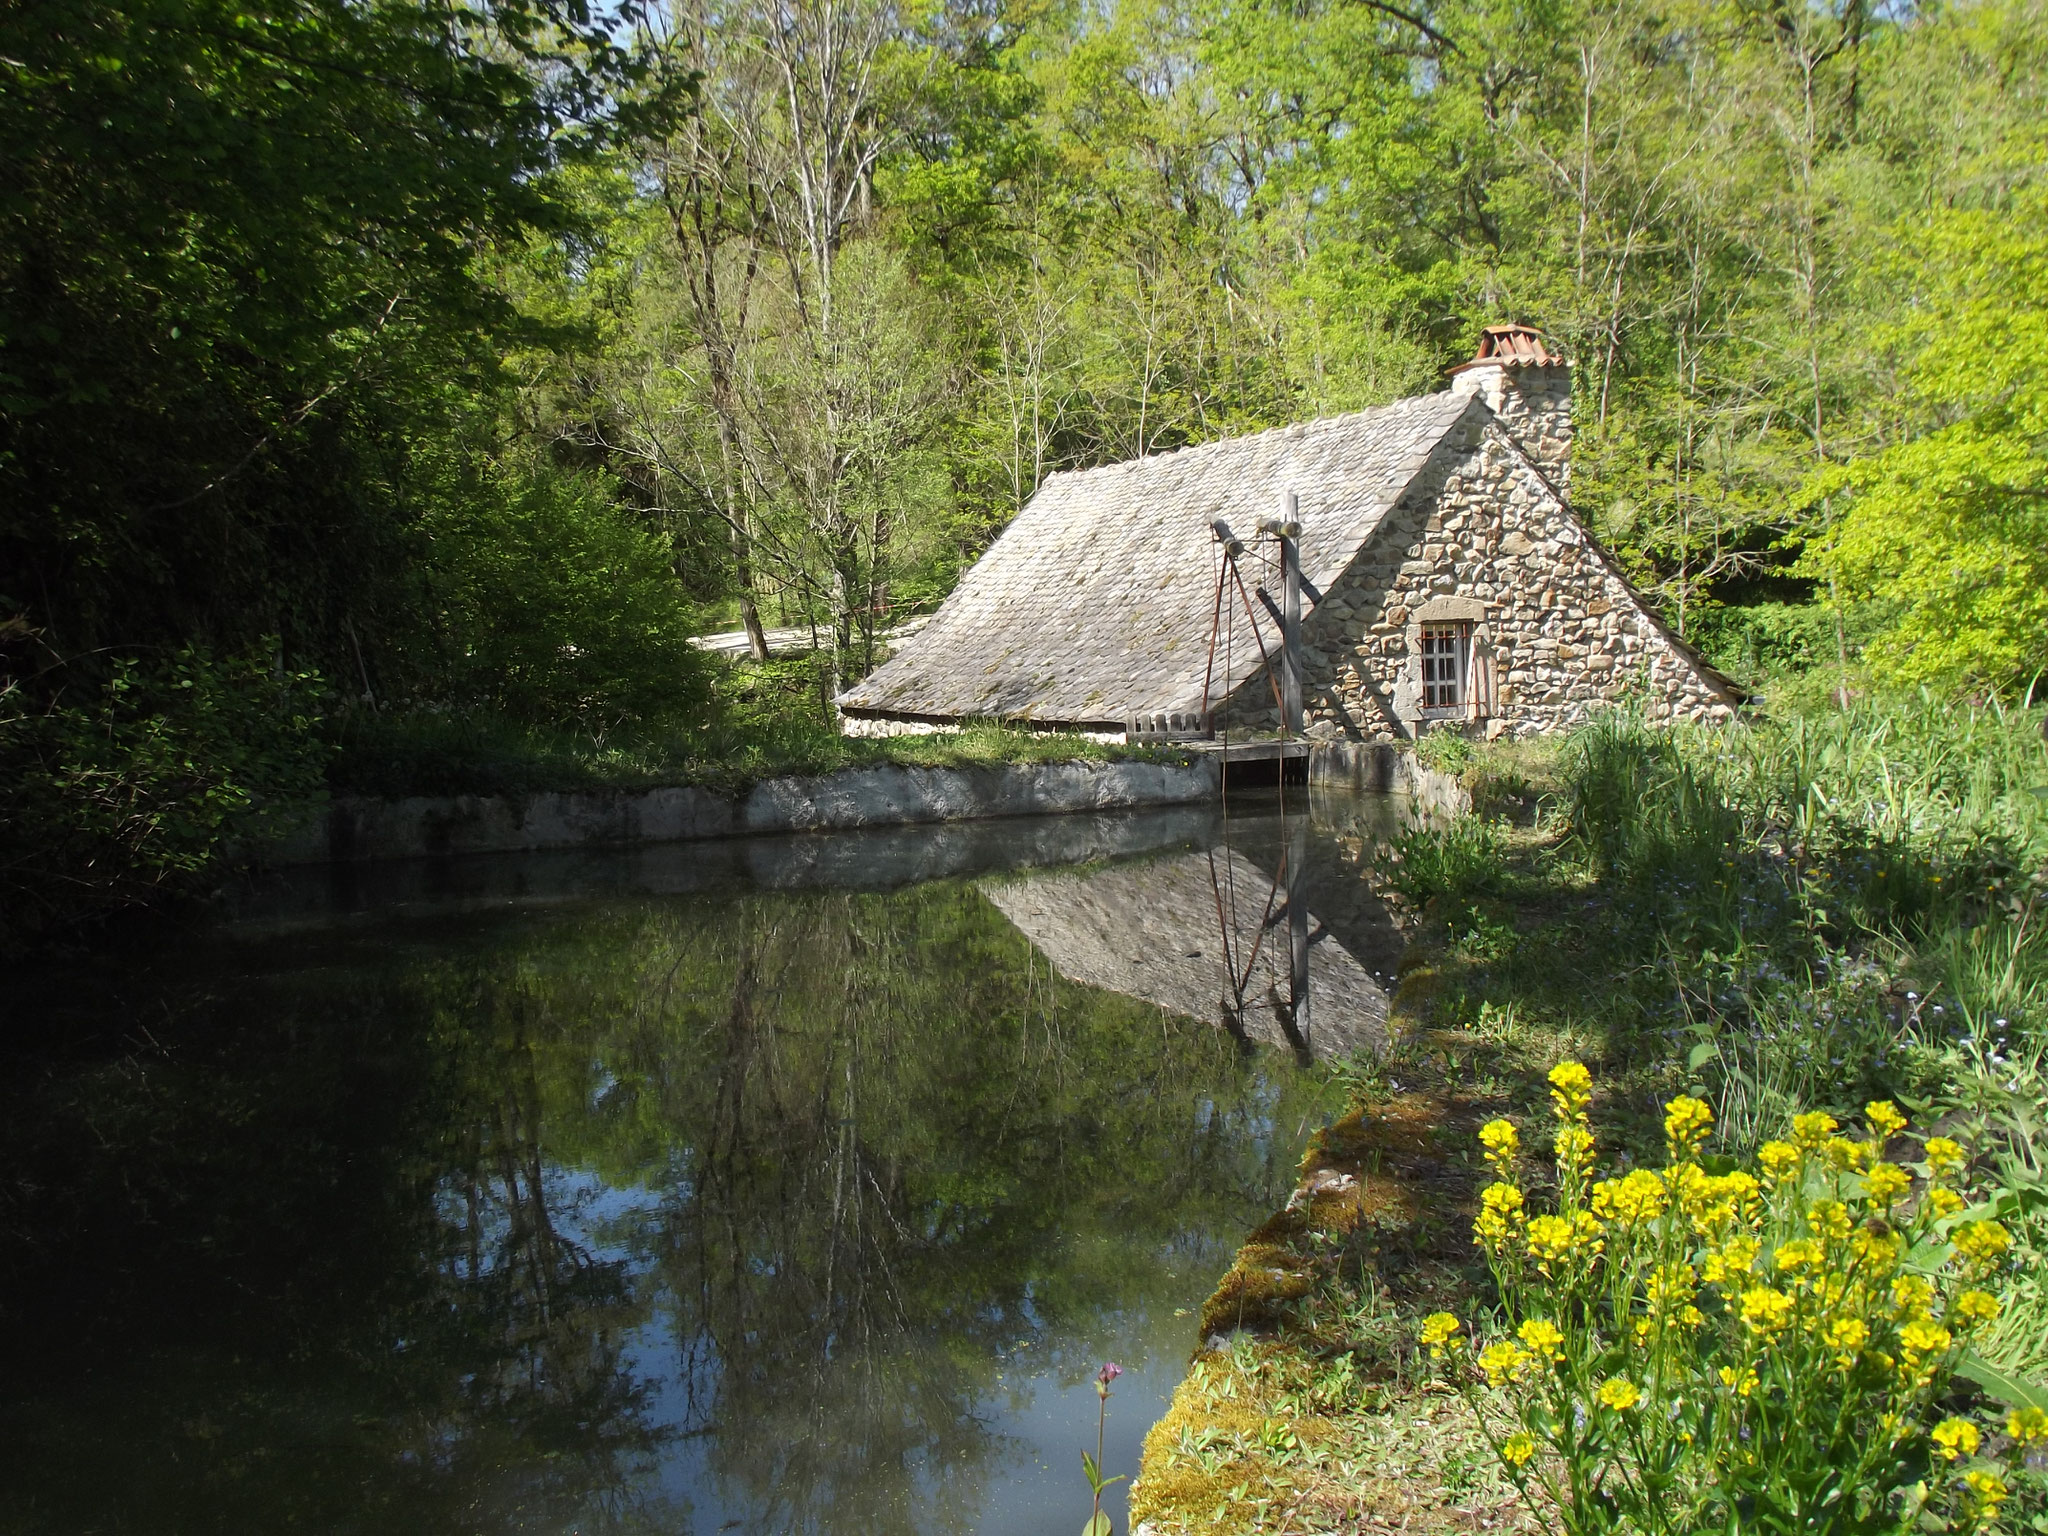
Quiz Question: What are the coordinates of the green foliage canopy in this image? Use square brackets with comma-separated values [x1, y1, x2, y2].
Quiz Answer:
[1807, 188, 2048, 697]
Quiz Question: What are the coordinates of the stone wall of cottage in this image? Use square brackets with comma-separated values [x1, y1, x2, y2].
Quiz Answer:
[1220, 420, 1735, 741]
[1449, 360, 1573, 495]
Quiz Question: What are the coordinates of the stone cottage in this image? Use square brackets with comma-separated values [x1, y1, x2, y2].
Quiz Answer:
[837, 326, 1740, 742]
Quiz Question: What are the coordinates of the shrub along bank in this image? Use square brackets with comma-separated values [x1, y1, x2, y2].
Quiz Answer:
[1, 650, 1166, 952]
[1130, 698, 2048, 1535]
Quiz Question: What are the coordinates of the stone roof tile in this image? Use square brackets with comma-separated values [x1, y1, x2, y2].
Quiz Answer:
[840, 392, 1480, 725]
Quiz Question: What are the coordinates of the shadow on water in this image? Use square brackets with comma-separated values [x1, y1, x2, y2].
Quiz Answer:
[0, 788, 1415, 1536]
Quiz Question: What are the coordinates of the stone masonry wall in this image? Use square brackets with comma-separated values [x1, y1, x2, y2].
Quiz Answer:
[1448, 360, 1572, 495]
[1221, 419, 1736, 741]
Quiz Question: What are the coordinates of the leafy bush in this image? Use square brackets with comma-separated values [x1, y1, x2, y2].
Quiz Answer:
[1378, 816, 1508, 910]
[0, 647, 327, 946]
[1414, 726, 1478, 777]
[1424, 1064, 2039, 1534]
[392, 464, 714, 733]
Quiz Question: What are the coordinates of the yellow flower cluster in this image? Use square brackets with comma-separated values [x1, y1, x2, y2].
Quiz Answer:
[1480, 1118, 1520, 1181]
[1479, 1340, 1533, 1387]
[1821, 1316, 1869, 1371]
[1951, 1219, 2012, 1278]
[1923, 1136, 1965, 1173]
[1596, 1377, 1641, 1412]
[1931, 1418, 1980, 1461]
[1549, 1061, 1592, 1123]
[2009, 1406, 2048, 1447]
[1664, 1095, 1713, 1161]
[1443, 1066, 2025, 1531]
[1592, 1169, 1669, 1226]
[1518, 1318, 1566, 1363]
[1524, 1211, 1604, 1271]
[1962, 1469, 2009, 1519]
[1420, 1312, 1463, 1358]
[1740, 1285, 1795, 1336]
[1473, 1181, 1525, 1256]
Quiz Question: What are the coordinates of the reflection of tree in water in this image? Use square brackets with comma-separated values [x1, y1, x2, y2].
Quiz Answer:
[0, 945, 675, 1535]
[421, 988, 670, 1528]
[0, 875, 1337, 1535]
[553, 883, 1326, 1533]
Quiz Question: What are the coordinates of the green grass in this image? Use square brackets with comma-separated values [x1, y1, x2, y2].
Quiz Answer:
[326, 656, 1181, 798]
[1136, 693, 2048, 1534]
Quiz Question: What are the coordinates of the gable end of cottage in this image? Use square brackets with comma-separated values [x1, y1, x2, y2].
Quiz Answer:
[1221, 415, 1738, 741]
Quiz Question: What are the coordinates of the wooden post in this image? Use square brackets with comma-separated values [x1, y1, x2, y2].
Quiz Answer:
[1283, 819, 1313, 1061]
[1263, 493, 1304, 738]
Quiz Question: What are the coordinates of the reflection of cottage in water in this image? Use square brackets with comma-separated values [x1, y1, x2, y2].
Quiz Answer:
[984, 848, 1390, 1063]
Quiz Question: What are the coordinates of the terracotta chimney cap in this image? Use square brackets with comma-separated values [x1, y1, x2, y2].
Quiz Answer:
[1447, 323, 1566, 374]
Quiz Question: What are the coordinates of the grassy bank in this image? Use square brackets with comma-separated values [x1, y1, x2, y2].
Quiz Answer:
[1131, 697, 2048, 1535]
[328, 655, 1179, 798]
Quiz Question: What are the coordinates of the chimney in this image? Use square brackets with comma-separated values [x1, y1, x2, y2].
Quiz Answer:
[1448, 324, 1573, 495]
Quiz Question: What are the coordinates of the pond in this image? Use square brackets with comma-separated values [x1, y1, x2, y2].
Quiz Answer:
[0, 789, 1411, 1536]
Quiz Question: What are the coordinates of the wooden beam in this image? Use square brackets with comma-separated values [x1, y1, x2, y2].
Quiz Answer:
[1276, 492, 1303, 738]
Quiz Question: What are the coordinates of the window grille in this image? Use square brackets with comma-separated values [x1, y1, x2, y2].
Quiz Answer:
[1420, 623, 1469, 716]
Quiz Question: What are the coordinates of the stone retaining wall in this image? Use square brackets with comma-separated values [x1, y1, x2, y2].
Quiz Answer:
[1307, 741, 1472, 817]
[267, 758, 1223, 865]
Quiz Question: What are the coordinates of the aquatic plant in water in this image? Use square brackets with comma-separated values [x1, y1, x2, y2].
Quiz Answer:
[1422, 1063, 2038, 1534]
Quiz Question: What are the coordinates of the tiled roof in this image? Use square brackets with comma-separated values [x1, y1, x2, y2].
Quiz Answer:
[838, 391, 1481, 725]
[1448, 323, 1566, 373]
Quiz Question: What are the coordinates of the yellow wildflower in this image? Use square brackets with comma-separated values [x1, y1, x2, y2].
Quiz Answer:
[1758, 1141, 1802, 1184]
[1822, 1316, 1868, 1369]
[1500, 1433, 1537, 1467]
[1922, 1137, 1965, 1175]
[1774, 1238, 1824, 1275]
[2006, 1406, 2048, 1446]
[1548, 1061, 1593, 1123]
[1526, 1215, 1580, 1268]
[1473, 1182, 1525, 1255]
[1420, 1313, 1463, 1358]
[1866, 1100, 1908, 1139]
[1592, 1168, 1669, 1225]
[1740, 1286, 1794, 1336]
[1851, 1225, 1902, 1273]
[1703, 1236, 1760, 1285]
[1862, 1162, 1911, 1206]
[1824, 1137, 1875, 1173]
[1714, 1170, 1763, 1215]
[1478, 1341, 1532, 1387]
[1479, 1119, 1520, 1180]
[1808, 1199, 1853, 1242]
[1952, 1289, 2000, 1326]
[1926, 1186, 1966, 1218]
[1899, 1318, 1953, 1371]
[1951, 1220, 2011, 1278]
[1892, 1275, 1937, 1321]
[1573, 1209, 1606, 1258]
[1718, 1365, 1760, 1397]
[1518, 1317, 1566, 1364]
[1647, 1262, 1702, 1328]
[1962, 1470, 2008, 1518]
[1596, 1377, 1641, 1412]
[1554, 1123, 1596, 1176]
[1931, 1418, 1980, 1461]
[1791, 1111, 1838, 1151]
[1664, 1096, 1713, 1162]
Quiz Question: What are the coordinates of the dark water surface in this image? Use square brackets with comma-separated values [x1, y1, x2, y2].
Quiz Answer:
[0, 790, 1409, 1536]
